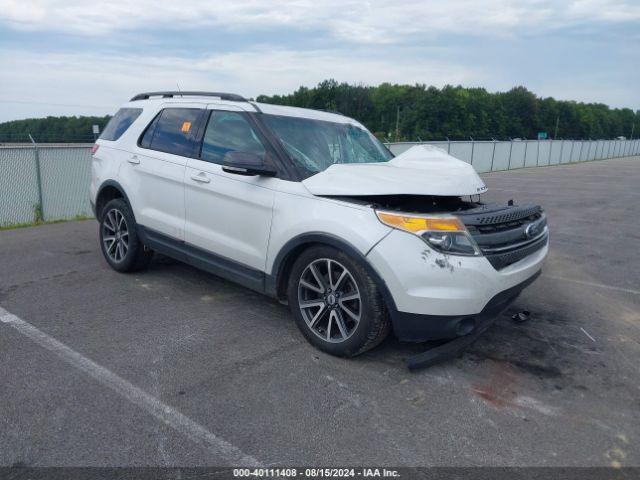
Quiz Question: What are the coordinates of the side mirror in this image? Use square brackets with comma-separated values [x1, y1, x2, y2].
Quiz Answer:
[222, 151, 277, 177]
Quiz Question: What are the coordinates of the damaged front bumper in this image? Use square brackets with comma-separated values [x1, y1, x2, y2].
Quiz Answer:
[395, 270, 540, 345]
[405, 272, 540, 370]
[366, 227, 547, 343]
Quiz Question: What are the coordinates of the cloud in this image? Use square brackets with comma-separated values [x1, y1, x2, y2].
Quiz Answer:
[0, 1, 637, 121]
[1, 0, 638, 42]
[0, 47, 484, 120]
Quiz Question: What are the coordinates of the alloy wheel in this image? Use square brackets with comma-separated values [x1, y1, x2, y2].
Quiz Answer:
[102, 208, 129, 263]
[297, 258, 361, 343]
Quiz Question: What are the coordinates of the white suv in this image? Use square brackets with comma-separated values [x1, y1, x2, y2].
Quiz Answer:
[90, 91, 548, 357]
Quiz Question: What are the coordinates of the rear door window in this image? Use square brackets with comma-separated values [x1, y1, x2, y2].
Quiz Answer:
[140, 108, 203, 157]
[200, 111, 266, 165]
[100, 108, 142, 141]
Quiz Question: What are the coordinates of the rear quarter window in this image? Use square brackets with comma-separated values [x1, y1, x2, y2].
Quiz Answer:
[100, 108, 143, 141]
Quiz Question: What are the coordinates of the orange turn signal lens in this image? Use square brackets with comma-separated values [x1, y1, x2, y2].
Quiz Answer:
[376, 211, 465, 233]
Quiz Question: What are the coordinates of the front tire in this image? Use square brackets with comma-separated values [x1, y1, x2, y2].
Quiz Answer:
[99, 198, 153, 272]
[287, 245, 390, 357]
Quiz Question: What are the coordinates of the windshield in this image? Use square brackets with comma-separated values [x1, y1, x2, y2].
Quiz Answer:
[261, 114, 393, 176]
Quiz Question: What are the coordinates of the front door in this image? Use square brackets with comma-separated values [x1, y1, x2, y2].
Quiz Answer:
[184, 107, 276, 272]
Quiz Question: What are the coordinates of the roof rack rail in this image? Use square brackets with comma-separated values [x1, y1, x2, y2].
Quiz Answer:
[130, 91, 248, 102]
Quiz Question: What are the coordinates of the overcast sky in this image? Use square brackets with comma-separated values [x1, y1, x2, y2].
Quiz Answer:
[0, 0, 638, 122]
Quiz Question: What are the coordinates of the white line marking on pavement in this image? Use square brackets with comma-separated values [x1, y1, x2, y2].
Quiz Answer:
[543, 275, 640, 296]
[0, 306, 260, 466]
[580, 327, 596, 343]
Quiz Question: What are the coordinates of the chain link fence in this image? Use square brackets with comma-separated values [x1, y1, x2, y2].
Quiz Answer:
[387, 138, 640, 173]
[0, 138, 639, 228]
[0, 144, 93, 227]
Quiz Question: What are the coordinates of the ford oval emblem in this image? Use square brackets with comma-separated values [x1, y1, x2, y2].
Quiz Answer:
[525, 222, 540, 239]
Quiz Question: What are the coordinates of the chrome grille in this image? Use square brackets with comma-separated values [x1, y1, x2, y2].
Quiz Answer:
[457, 203, 548, 270]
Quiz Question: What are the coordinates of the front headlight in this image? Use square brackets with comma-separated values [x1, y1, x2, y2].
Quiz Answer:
[376, 210, 481, 256]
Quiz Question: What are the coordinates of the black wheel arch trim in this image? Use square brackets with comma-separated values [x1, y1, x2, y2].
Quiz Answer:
[265, 232, 401, 319]
[95, 180, 132, 221]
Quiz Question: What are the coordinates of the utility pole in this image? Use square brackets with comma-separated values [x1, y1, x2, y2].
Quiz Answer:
[631, 123, 635, 141]
[395, 106, 400, 142]
[554, 116, 559, 139]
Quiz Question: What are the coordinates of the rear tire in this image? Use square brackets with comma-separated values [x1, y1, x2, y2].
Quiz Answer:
[99, 198, 153, 272]
[287, 245, 390, 357]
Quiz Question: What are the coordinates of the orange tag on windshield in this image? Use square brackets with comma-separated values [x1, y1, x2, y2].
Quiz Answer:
[181, 121, 192, 133]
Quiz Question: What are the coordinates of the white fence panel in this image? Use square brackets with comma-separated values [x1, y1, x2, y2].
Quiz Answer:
[559, 141, 571, 163]
[606, 140, 614, 158]
[491, 142, 512, 171]
[591, 141, 598, 159]
[385, 137, 638, 175]
[548, 141, 562, 165]
[537, 141, 552, 166]
[508, 141, 527, 169]
[524, 141, 539, 167]
[448, 142, 473, 164]
[469, 141, 493, 173]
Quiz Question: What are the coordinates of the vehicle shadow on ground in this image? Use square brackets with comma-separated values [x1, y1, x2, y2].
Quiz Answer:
[149, 253, 602, 393]
[358, 299, 602, 387]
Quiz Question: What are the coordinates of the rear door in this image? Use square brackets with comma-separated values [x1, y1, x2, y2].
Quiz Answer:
[184, 105, 276, 273]
[125, 104, 206, 240]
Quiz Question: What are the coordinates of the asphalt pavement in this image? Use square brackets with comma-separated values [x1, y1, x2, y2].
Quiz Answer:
[0, 156, 638, 467]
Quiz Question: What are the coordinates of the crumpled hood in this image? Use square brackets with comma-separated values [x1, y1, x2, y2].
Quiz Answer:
[302, 144, 487, 197]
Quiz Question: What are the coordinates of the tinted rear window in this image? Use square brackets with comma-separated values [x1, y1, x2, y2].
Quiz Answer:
[100, 108, 142, 141]
[140, 108, 202, 157]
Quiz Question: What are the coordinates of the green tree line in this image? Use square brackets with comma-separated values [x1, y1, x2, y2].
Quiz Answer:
[0, 115, 111, 143]
[1, 81, 637, 142]
[257, 80, 639, 141]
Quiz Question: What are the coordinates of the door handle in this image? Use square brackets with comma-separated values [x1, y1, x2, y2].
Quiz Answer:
[128, 155, 140, 165]
[190, 172, 211, 183]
